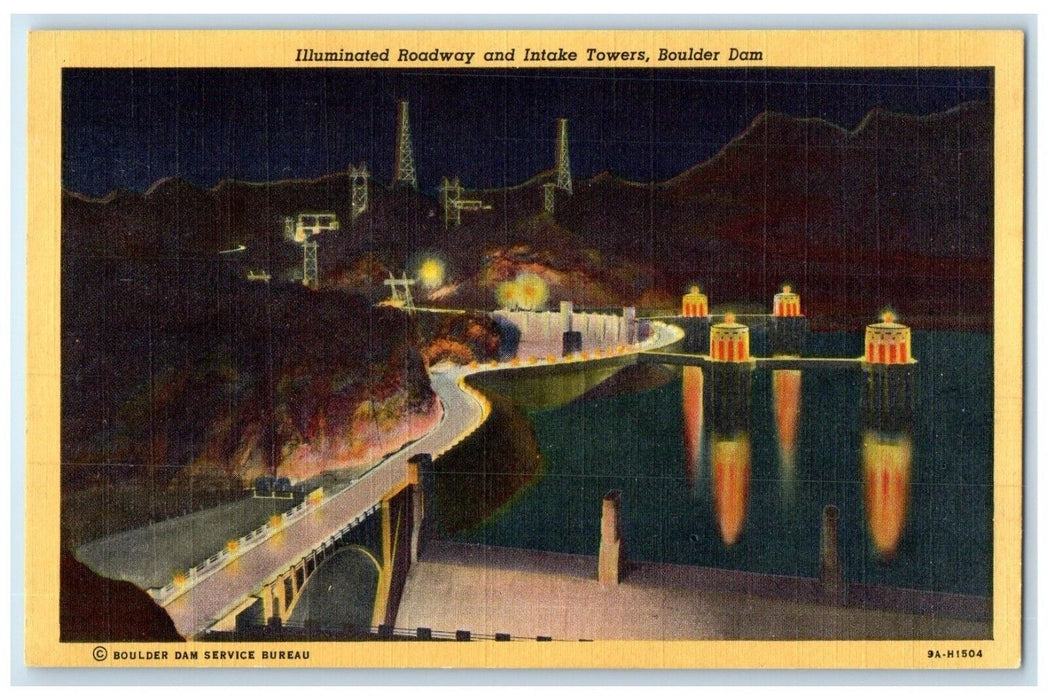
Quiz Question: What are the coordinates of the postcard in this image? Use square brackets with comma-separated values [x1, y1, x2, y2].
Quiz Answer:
[24, 28, 1024, 669]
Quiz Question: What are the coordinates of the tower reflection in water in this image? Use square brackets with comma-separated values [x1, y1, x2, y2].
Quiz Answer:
[861, 365, 914, 560]
[706, 364, 752, 547]
[681, 366, 704, 489]
[772, 369, 801, 495]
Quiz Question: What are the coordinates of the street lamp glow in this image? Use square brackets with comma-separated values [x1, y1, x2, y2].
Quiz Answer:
[419, 258, 445, 289]
[516, 272, 549, 310]
[496, 280, 520, 309]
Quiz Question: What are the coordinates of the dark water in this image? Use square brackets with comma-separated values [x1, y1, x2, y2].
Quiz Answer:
[452, 332, 992, 597]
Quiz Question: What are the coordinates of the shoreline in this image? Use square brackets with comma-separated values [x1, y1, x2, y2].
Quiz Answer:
[396, 540, 990, 641]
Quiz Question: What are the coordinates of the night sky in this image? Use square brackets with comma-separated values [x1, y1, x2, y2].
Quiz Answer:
[62, 68, 992, 198]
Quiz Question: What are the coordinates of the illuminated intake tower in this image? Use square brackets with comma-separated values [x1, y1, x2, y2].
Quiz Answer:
[864, 311, 913, 365]
[705, 313, 754, 547]
[709, 313, 750, 363]
[861, 311, 916, 435]
[706, 314, 754, 439]
[679, 286, 712, 354]
[682, 286, 709, 317]
[770, 285, 808, 357]
[705, 314, 753, 456]
[860, 311, 917, 560]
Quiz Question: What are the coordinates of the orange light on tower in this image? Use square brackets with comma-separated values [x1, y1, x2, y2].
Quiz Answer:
[711, 433, 751, 546]
[773, 285, 801, 317]
[709, 313, 750, 362]
[864, 311, 915, 365]
[862, 431, 912, 559]
[682, 366, 705, 488]
[682, 286, 709, 318]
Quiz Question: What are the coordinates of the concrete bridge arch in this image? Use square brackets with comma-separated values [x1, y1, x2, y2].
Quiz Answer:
[285, 545, 382, 630]
[213, 456, 427, 636]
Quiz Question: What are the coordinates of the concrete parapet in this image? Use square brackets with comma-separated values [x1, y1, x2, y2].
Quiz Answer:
[408, 454, 431, 563]
[598, 490, 625, 586]
[560, 301, 574, 332]
[623, 307, 636, 344]
[819, 505, 846, 606]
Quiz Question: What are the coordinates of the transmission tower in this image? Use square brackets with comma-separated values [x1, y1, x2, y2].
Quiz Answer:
[302, 239, 319, 288]
[350, 162, 369, 221]
[440, 175, 492, 229]
[555, 118, 573, 195]
[543, 183, 556, 215]
[440, 176, 463, 228]
[392, 100, 417, 189]
[284, 212, 339, 288]
[383, 272, 418, 313]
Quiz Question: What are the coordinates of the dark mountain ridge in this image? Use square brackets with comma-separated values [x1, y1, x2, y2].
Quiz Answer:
[63, 102, 992, 329]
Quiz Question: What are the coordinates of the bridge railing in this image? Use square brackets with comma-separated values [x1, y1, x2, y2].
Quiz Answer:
[243, 620, 578, 642]
[150, 491, 341, 607]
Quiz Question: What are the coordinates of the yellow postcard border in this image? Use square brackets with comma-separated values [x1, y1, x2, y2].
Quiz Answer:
[25, 28, 1024, 670]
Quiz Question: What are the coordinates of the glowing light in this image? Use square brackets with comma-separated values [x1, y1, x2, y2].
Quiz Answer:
[269, 514, 283, 529]
[226, 539, 239, 554]
[682, 367, 704, 488]
[724, 312, 736, 324]
[782, 285, 792, 294]
[515, 272, 549, 310]
[881, 310, 897, 324]
[173, 572, 187, 587]
[862, 432, 912, 559]
[772, 369, 801, 479]
[690, 285, 700, 295]
[419, 258, 446, 289]
[711, 434, 751, 546]
[495, 280, 519, 309]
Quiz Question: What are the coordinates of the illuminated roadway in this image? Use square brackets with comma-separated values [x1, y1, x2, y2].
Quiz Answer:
[163, 367, 486, 638]
[162, 320, 682, 638]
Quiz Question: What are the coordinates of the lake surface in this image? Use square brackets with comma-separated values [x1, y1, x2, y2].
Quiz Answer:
[452, 331, 992, 597]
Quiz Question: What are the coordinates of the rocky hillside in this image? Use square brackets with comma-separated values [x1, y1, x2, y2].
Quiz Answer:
[62, 266, 435, 490]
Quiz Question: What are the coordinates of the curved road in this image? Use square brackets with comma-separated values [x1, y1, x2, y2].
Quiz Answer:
[164, 322, 681, 638]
